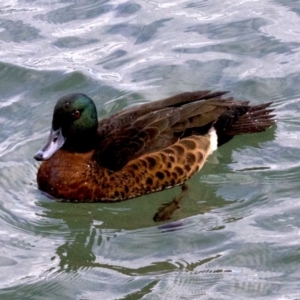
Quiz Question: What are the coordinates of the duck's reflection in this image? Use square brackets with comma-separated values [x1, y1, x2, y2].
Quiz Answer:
[38, 180, 229, 272]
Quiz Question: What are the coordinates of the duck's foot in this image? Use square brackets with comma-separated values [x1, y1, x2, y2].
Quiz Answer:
[153, 182, 189, 222]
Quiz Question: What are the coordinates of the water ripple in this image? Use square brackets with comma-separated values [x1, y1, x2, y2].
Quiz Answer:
[0, 0, 300, 299]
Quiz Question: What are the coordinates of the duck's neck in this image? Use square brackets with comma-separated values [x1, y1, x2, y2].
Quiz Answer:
[62, 131, 97, 153]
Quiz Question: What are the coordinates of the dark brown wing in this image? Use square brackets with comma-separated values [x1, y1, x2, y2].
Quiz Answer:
[96, 90, 228, 137]
[93, 90, 250, 171]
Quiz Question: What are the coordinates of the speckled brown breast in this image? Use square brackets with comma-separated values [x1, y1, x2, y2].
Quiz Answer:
[37, 134, 212, 202]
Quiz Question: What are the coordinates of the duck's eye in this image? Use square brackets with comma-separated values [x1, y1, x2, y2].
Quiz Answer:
[73, 110, 81, 119]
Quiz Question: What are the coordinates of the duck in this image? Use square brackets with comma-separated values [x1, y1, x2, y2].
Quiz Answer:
[34, 90, 275, 203]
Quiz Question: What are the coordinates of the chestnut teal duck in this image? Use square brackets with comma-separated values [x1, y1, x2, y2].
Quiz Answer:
[34, 90, 275, 203]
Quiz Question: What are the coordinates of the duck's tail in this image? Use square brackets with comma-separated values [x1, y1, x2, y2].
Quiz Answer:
[213, 102, 275, 146]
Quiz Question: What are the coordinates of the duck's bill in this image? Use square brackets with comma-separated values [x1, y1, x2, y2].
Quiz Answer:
[34, 128, 65, 161]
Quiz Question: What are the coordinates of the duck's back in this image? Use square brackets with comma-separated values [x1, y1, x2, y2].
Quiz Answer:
[94, 90, 273, 172]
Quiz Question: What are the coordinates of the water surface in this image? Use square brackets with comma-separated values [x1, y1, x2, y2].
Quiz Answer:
[0, 0, 299, 299]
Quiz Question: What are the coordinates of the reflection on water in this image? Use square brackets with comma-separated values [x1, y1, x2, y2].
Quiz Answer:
[0, 0, 300, 299]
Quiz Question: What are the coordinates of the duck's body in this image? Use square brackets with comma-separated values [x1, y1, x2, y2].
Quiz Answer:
[35, 90, 275, 202]
[37, 134, 215, 202]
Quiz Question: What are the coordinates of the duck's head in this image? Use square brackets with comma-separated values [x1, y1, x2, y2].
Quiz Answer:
[34, 93, 98, 161]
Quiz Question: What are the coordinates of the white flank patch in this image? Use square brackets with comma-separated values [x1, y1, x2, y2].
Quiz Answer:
[208, 127, 218, 154]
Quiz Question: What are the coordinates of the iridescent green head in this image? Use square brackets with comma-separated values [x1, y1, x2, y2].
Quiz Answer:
[34, 93, 98, 161]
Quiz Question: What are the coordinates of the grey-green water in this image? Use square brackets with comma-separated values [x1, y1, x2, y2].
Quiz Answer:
[0, 0, 299, 299]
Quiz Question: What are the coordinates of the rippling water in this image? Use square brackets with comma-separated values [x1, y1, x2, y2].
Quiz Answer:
[0, 0, 299, 299]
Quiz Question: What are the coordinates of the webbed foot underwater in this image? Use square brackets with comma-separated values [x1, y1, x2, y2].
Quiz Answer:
[34, 90, 275, 203]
